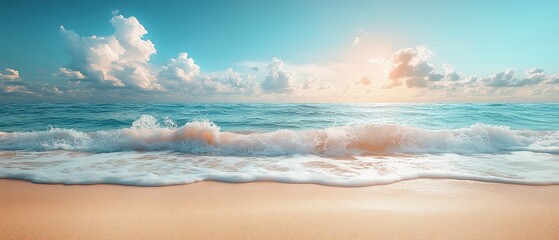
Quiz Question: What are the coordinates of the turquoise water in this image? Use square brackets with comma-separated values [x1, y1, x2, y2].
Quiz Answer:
[0, 103, 558, 186]
[1, 103, 558, 132]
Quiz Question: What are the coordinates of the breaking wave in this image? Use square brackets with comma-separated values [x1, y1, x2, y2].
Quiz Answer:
[1, 115, 557, 156]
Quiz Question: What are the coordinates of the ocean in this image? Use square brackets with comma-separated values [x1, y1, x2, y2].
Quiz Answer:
[0, 103, 558, 186]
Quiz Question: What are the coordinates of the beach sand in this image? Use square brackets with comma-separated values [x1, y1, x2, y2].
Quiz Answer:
[1, 179, 558, 240]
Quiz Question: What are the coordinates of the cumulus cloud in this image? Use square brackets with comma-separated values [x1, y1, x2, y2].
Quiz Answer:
[192, 68, 258, 95]
[59, 15, 160, 90]
[0, 68, 20, 81]
[54, 67, 86, 80]
[378, 46, 558, 91]
[383, 46, 442, 89]
[442, 64, 461, 81]
[526, 68, 544, 80]
[261, 58, 295, 93]
[0, 68, 32, 94]
[235, 60, 342, 93]
[426, 64, 461, 82]
[1, 85, 30, 94]
[481, 70, 515, 87]
[154, 51, 258, 96]
[159, 52, 200, 83]
[54, 14, 286, 99]
[373, 46, 559, 101]
[418, 66, 559, 100]
[481, 69, 547, 87]
[544, 74, 559, 84]
[41, 86, 64, 95]
[159, 65, 258, 97]
[5, 11, 558, 102]
[223, 68, 252, 89]
[1, 68, 74, 100]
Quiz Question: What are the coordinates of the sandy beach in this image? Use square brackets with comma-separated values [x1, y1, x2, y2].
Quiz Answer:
[1, 179, 558, 240]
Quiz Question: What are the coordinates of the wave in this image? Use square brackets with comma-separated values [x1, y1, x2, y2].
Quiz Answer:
[0, 115, 558, 156]
[1, 151, 558, 187]
[5, 168, 559, 187]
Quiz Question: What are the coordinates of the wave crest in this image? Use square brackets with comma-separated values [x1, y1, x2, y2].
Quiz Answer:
[0, 115, 557, 156]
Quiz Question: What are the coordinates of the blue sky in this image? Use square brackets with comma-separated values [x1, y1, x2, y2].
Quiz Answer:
[1, 0, 559, 102]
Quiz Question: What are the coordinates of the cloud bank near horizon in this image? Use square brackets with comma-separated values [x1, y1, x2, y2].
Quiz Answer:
[2, 14, 558, 102]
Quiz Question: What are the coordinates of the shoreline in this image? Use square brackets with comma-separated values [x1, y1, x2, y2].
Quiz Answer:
[2, 179, 559, 239]
[3, 175, 559, 188]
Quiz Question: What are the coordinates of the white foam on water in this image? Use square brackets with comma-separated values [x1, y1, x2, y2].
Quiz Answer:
[0, 115, 557, 156]
[1, 115, 558, 186]
[0, 150, 558, 187]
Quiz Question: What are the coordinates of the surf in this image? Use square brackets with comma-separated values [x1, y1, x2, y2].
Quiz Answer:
[0, 115, 557, 156]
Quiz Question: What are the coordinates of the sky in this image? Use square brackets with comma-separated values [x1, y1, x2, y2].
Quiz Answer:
[1, 0, 558, 102]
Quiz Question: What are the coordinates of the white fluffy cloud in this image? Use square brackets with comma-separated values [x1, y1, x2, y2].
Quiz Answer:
[190, 69, 256, 95]
[54, 14, 292, 99]
[383, 46, 442, 89]
[59, 15, 160, 90]
[198, 69, 259, 95]
[261, 58, 295, 93]
[4, 12, 559, 102]
[159, 52, 201, 83]
[371, 46, 559, 101]
[155, 51, 258, 96]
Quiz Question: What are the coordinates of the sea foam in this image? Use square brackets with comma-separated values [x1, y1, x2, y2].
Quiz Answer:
[1, 114, 558, 187]
[1, 151, 558, 186]
[0, 115, 557, 156]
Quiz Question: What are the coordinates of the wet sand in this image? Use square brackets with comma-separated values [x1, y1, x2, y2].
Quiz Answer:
[1, 179, 558, 240]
